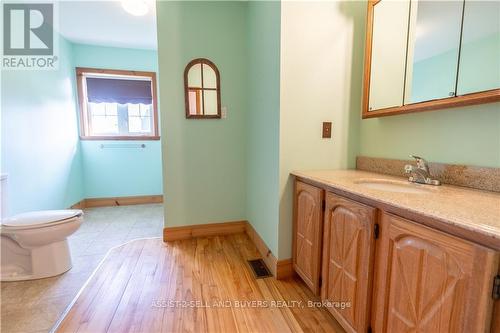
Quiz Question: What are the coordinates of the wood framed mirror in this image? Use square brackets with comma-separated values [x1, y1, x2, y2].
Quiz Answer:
[184, 58, 221, 119]
[363, 0, 500, 119]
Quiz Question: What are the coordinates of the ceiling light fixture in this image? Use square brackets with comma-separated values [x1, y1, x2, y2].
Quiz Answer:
[121, 0, 149, 16]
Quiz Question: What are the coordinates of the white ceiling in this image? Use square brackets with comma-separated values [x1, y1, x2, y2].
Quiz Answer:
[58, 0, 157, 50]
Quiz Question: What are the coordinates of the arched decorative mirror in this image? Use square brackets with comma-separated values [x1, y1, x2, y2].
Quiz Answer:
[184, 58, 221, 119]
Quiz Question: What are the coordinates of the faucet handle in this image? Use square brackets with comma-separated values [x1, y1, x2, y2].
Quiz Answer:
[410, 155, 429, 172]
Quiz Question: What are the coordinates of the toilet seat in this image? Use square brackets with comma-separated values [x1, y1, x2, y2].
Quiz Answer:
[1, 209, 83, 230]
[1, 208, 84, 281]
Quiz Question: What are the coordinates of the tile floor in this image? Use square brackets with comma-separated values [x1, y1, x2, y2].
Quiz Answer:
[0, 203, 164, 333]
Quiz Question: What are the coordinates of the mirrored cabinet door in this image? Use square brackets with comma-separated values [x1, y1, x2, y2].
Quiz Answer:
[457, 1, 500, 95]
[368, 0, 410, 111]
[363, 0, 500, 118]
[404, 0, 463, 104]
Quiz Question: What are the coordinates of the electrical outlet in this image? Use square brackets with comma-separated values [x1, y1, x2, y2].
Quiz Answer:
[322, 122, 332, 138]
[221, 106, 228, 119]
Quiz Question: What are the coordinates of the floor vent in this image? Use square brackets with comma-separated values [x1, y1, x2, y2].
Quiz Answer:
[247, 259, 272, 279]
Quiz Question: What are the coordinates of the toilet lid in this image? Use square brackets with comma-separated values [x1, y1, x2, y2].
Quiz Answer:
[1, 210, 83, 228]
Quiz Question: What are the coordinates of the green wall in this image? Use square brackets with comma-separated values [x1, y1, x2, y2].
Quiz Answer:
[72, 43, 163, 198]
[72, 44, 158, 72]
[247, 1, 281, 255]
[1, 36, 84, 215]
[359, 103, 500, 167]
[157, 1, 248, 227]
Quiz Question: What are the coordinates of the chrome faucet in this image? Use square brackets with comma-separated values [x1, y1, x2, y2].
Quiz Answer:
[404, 155, 440, 186]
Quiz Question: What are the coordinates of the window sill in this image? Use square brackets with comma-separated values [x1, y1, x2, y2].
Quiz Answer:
[80, 135, 161, 141]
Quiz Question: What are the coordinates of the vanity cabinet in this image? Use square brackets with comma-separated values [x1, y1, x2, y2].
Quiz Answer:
[372, 213, 500, 332]
[292, 179, 500, 333]
[322, 193, 376, 333]
[293, 181, 324, 295]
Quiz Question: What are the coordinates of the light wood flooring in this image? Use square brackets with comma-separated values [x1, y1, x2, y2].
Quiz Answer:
[54, 233, 344, 333]
[1, 204, 164, 333]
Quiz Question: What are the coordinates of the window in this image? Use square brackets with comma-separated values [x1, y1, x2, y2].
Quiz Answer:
[76, 68, 159, 140]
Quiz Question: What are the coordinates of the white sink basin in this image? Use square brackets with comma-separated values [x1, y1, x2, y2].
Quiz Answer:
[354, 178, 432, 194]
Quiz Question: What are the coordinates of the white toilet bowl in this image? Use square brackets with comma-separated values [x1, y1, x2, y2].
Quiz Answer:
[1, 209, 84, 281]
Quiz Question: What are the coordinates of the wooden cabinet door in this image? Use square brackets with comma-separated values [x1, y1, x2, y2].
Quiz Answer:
[372, 213, 500, 333]
[321, 192, 377, 333]
[293, 180, 324, 295]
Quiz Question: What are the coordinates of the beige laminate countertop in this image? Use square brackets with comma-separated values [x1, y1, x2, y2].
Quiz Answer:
[292, 169, 500, 247]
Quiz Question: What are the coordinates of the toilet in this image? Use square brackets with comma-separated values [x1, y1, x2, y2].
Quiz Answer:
[0, 174, 84, 281]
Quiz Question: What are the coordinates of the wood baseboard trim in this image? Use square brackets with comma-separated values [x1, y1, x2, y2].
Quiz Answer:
[70, 195, 163, 209]
[276, 258, 294, 280]
[244, 222, 278, 277]
[162, 220, 294, 280]
[163, 220, 247, 242]
[70, 199, 86, 209]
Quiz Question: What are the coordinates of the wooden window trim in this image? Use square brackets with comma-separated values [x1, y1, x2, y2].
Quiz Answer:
[76, 67, 160, 140]
[362, 0, 500, 119]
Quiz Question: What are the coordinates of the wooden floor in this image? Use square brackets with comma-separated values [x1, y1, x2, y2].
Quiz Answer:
[54, 234, 344, 333]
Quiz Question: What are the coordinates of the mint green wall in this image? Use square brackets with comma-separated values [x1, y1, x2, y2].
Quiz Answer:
[359, 103, 500, 167]
[79, 142, 162, 198]
[157, 1, 248, 227]
[247, 1, 281, 255]
[1, 36, 84, 215]
[72, 44, 158, 72]
[71, 43, 163, 198]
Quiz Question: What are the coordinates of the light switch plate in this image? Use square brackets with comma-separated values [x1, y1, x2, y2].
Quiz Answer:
[221, 106, 227, 119]
[322, 122, 332, 138]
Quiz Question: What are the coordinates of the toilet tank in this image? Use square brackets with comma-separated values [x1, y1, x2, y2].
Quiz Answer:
[1, 174, 7, 220]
